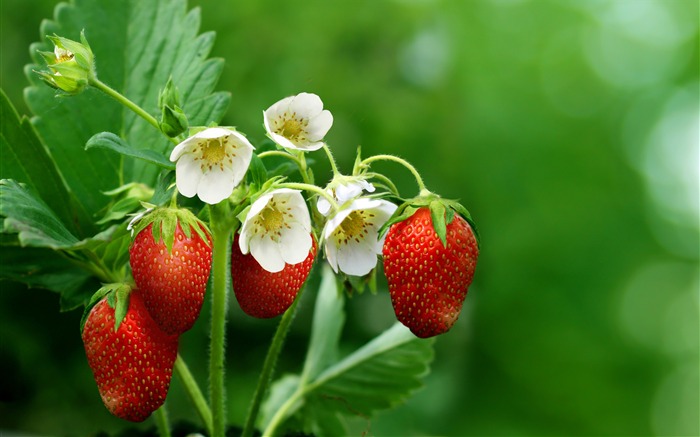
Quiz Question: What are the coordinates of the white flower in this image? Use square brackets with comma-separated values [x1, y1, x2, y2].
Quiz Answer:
[323, 198, 397, 276]
[317, 179, 375, 216]
[170, 127, 254, 204]
[263, 92, 333, 152]
[239, 189, 312, 273]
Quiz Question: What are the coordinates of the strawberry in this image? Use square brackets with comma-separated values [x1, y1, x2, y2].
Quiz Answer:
[81, 286, 178, 422]
[129, 208, 212, 335]
[382, 206, 478, 338]
[231, 234, 317, 318]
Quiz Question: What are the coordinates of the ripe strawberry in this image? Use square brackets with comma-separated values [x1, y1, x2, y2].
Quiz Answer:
[383, 206, 478, 338]
[231, 234, 317, 318]
[81, 287, 178, 422]
[129, 211, 212, 335]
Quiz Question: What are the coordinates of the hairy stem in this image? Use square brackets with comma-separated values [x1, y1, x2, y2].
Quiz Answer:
[154, 405, 172, 437]
[361, 154, 428, 195]
[174, 354, 213, 435]
[209, 206, 233, 437]
[322, 144, 340, 176]
[279, 182, 339, 211]
[241, 286, 306, 437]
[89, 77, 177, 144]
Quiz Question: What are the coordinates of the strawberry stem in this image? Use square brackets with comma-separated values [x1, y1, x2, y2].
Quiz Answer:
[241, 283, 306, 437]
[89, 77, 178, 145]
[174, 354, 213, 435]
[322, 144, 340, 177]
[209, 203, 234, 437]
[360, 154, 428, 194]
[280, 182, 340, 212]
[153, 405, 172, 437]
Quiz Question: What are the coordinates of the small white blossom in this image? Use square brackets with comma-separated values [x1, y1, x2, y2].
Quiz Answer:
[323, 198, 397, 276]
[239, 189, 312, 273]
[317, 179, 375, 216]
[263, 92, 333, 152]
[170, 127, 254, 204]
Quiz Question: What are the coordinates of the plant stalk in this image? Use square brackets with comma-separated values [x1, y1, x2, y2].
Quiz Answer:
[154, 405, 172, 437]
[89, 77, 177, 144]
[241, 286, 306, 437]
[174, 354, 213, 435]
[209, 207, 233, 437]
[361, 154, 428, 194]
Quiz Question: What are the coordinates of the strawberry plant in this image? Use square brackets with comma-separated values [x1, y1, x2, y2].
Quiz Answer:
[0, 0, 480, 435]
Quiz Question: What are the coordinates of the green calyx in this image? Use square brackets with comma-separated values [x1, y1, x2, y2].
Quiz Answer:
[379, 192, 480, 249]
[79, 283, 133, 333]
[37, 31, 96, 95]
[129, 205, 212, 254]
[158, 77, 189, 137]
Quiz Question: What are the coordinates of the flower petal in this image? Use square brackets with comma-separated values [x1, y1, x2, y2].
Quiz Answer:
[279, 227, 312, 265]
[194, 127, 236, 140]
[337, 237, 378, 276]
[250, 235, 286, 273]
[306, 110, 333, 142]
[170, 137, 197, 162]
[175, 153, 203, 198]
[197, 167, 235, 204]
[289, 92, 323, 118]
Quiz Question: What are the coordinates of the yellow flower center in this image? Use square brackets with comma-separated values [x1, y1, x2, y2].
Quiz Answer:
[252, 198, 292, 239]
[274, 113, 309, 142]
[335, 210, 372, 245]
[201, 138, 226, 164]
[260, 204, 284, 232]
[194, 136, 236, 172]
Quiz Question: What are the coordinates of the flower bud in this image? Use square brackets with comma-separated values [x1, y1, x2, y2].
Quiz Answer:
[37, 30, 95, 95]
[158, 77, 189, 137]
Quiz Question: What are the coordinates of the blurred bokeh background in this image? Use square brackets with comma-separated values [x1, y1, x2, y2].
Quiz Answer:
[1, 0, 698, 435]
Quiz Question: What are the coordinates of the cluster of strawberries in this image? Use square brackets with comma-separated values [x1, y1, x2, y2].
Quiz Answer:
[81, 203, 478, 421]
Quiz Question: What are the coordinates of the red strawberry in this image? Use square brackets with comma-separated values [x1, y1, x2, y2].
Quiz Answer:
[383, 206, 478, 338]
[81, 287, 179, 422]
[130, 218, 212, 335]
[231, 234, 317, 318]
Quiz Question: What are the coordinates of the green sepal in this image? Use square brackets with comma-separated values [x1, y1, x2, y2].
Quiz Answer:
[129, 206, 212, 255]
[429, 200, 447, 247]
[158, 77, 188, 137]
[79, 283, 132, 333]
[378, 203, 418, 239]
[378, 192, 481, 249]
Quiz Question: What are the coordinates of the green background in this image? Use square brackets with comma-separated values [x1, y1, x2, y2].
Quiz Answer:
[1, 0, 698, 435]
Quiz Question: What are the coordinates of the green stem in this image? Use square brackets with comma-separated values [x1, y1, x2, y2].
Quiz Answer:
[89, 77, 177, 144]
[174, 354, 213, 435]
[257, 150, 303, 166]
[361, 154, 428, 195]
[209, 207, 233, 437]
[241, 286, 306, 437]
[154, 405, 172, 437]
[322, 144, 340, 176]
[262, 386, 305, 437]
[279, 182, 339, 211]
[294, 151, 315, 185]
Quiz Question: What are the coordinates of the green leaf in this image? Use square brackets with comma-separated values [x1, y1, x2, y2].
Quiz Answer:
[301, 265, 346, 382]
[86, 132, 175, 170]
[25, 0, 230, 235]
[261, 265, 435, 436]
[0, 89, 87, 234]
[0, 179, 80, 249]
[306, 323, 434, 418]
[0, 246, 98, 311]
